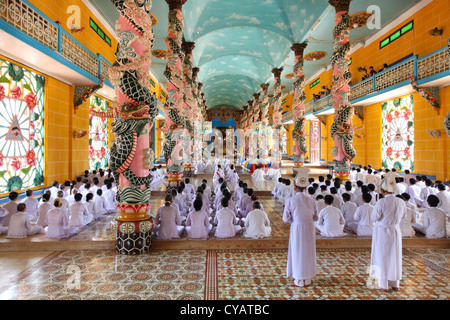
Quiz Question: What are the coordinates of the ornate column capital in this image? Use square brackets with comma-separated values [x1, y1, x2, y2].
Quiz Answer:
[328, 0, 351, 12]
[291, 43, 308, 56]
[198, 83, 203, 91]
[165, 0, 187, 10]
[182, 40, 195, 55]
[261, 83, 270, 92]
[253, 93, 260, 101]
[272, 67, 283, 78]
[192, 67, 200, 78]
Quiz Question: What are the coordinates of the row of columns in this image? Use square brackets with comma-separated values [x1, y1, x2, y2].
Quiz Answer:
[109, 0, 355, 254]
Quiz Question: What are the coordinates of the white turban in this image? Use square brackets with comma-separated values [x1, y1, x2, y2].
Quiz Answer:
[295, 167, 310, 188]
[380, 171, 398, 193]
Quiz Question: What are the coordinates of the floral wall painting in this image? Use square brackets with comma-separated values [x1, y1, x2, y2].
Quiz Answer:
[89, 95, 109, 171]
[382, 95, 414, 171]
[0, 58, 45, 193]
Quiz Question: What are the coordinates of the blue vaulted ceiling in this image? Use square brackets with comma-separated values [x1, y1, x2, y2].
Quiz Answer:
[89, 0, 422, 110]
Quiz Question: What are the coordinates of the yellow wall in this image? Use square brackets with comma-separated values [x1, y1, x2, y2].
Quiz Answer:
[29, 0, 118, 64]
[349, 0, 450, 85]
[310, 0, 450, 180]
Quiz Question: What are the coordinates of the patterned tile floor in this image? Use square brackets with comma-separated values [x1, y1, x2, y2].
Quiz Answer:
[0, 248, 448, 300]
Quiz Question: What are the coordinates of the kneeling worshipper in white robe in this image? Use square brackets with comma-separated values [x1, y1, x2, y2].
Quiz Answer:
[6, 203, 44, 238]
[21, 189, 39, 222]
[36, 193, 52, 228]
[412, 195, 447, 239]
[67, 193, 89, 233]
[194, 160, 205, 174]
[348, 193, 375, 236]
[283, 167, 318, 287]
[316, 195, 347, 237]
[272, 178, 284, 198]
[154, 194, 185, 239]
[397, 195, 416, 238]
[214, 197, 242, 238]
[265, 167, 281, 181]
[370, 171, 406, 291]
[185, 199, 212, 239]
[204, 160, 214, 173]
[436, 183, 450, 215]
[45, 199, 69, 239]
[252, 166, 266, 181]
[243, 202, 271, 239]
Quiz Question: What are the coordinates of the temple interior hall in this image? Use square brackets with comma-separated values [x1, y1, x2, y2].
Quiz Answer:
[0, 0, 449, 303]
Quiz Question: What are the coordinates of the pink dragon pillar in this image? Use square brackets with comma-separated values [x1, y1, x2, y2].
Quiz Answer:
[161, 0, 190, 194]
[105, 0, 158, 255]
[329, 0, 355, 181]
[291, 43, 308, 174]
[271, 67, 284, 169]
[181, 40, 196, 177]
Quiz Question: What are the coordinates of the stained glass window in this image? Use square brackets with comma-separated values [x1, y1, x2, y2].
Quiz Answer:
[89, 95, 109, 171]
[382, 95, 414, 171]
[0, 58, 45, 193]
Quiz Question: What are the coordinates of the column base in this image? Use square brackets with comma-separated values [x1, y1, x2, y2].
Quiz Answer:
[334, 171, 350, 181]
[167, 172, 184, 194]
[183, 163, 194, 177]
[115, 219, 154, 255]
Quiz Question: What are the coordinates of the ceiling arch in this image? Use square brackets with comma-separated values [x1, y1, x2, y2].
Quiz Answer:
[88, 0, 427, 111]
[191, 27, 294, 68]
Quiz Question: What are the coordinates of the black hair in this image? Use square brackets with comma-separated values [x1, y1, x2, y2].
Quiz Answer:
[427, 195, 439, 207]
[9, 191, 19, 200]
[324, 195, 334, 205]
[221, 197, 229, 208]
[17, 203, 26, 212]
[193, 199, 203, 211]
[362, 193, 372, 203]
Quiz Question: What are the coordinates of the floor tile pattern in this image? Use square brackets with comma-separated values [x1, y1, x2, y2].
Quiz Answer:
[0, 248, 447, 300]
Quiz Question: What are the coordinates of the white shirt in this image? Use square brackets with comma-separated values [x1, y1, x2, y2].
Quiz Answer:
[21, 197, 39, 221]
[436, 190, 450, 214]
[244, 209, 271, 239]
[317, 206, 346, 237]
[420, 207, 447, 238]
[353, 203, 375, 236]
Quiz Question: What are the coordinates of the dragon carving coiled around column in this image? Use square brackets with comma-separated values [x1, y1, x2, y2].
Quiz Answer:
[93, 0, 158, 204]
[291, 44, 308, 165]
[160, 2, 192, 174]
[329, 9, 356, 176]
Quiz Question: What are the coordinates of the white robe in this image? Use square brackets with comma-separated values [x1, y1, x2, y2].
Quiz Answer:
[252, 169, 265, 181]
[6, 212, 43, 238]
[45, 208, 69, 238]
[370, 194, 406, 289]
[412, 207, 447, 239]
[21, 197, 39, 222]
[155, 205, 184, 239]
[36, 202, 52, 228]
[348, 203, 374, 236]
[244, 209, 271, 239]
[185, 210, 211, 239]
[317, 206, 346, 237]
[399, 206, 416, 237]
[341, 201, 358, 226]
[283, 192, 318, 281]
[68, 202, 89, 230]
[436, 190, 450, 214]
[214, 208, 241, 238]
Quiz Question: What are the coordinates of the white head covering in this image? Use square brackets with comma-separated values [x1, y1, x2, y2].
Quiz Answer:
[380, 171, 398, 193]
[294, 167, 310, 188]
